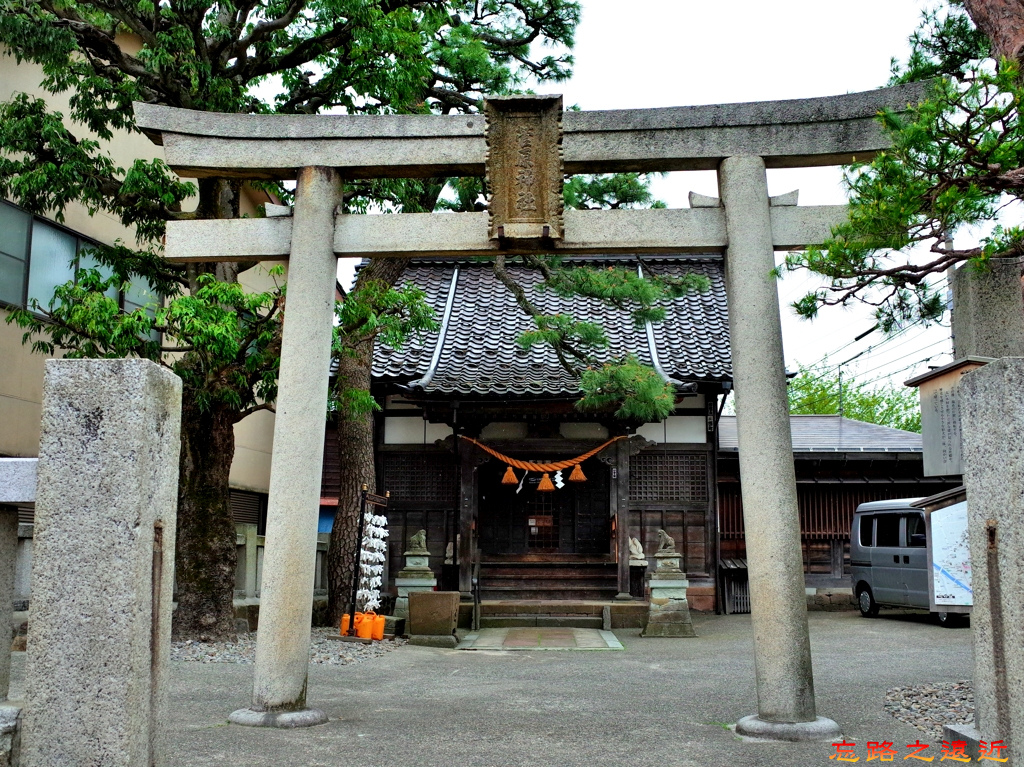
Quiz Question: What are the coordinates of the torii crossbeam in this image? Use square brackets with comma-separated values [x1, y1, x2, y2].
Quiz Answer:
[135, 81, 924, 737]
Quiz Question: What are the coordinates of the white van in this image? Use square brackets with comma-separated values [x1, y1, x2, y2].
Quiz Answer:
[849, 498, 968, 627]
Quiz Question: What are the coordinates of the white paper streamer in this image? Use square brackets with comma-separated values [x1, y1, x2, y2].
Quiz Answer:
[356, 507, 389, 612]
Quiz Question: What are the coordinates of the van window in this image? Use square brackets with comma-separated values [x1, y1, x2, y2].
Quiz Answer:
[859, 516, 873, 547]
[876, 514, 900, 547]
[905, 513, 926, 548]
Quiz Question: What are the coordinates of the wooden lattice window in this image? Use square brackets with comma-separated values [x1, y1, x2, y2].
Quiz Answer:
[629, 452, 708, 502]
[381, 452, 456, 502]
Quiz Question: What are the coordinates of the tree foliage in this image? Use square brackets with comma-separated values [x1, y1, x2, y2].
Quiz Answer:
[0, 0, 583, 638]
[509, 255, 710, 422]
[788, 362, 921, 433]
[8, 263, 284, 413]
[331, 278, 438, 418]
[786, 2, 1024, 330]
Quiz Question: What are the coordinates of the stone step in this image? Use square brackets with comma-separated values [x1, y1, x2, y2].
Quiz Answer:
[480, 586, 620, 601]
[479, 616, 604, 629]
[476, 600, 650, 629]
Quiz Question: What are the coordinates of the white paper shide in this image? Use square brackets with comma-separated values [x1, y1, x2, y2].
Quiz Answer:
[356, 512, 389, 612]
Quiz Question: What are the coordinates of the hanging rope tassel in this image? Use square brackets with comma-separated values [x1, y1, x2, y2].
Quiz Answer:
[537, 473, 555, 492]
[501, 465, 518, 485]
[569, 463, 586, 482]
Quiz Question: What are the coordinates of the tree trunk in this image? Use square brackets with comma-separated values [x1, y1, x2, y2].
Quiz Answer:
[170, 178, 246, 640]
[173, 394, 240, 640]
[965, 0, 1024, 63]
[327, 257, 410, 624]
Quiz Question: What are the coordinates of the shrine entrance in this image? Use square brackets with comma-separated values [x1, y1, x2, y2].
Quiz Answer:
[477, 457, 610, 556]
[135, 80, 922, 735]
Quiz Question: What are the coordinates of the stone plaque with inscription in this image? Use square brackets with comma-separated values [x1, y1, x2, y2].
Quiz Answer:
[484, 94, 564, 242]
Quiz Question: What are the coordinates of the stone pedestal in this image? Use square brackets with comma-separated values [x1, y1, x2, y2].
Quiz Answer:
[959, 358, 1024, 766]
[720, 155, 838, 741]
[628, 559, 648, 599]
[394, 545, 435, 619]
[407, 591, 459, 648]
[642, 551, 695, 637]
[22, 359, 182, 767]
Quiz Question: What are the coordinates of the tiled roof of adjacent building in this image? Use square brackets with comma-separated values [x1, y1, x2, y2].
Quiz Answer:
[718, 414, 923, 453]
[371, 256, 732, 396]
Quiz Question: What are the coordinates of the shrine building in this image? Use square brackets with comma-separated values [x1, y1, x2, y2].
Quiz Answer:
[316, 254, 956, 617]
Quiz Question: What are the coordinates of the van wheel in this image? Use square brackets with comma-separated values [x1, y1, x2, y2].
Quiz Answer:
[857, 586, 879, 617]
[936, 612, 967, 628]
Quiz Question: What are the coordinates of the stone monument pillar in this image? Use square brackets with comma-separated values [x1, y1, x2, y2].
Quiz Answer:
[951, 258, 1024, 359]
[955, 358, 1024, 765]
[233, 166, 340, 729]
[21, 359, 182, 767]
[394, 529, 436, 618]
[719, 155, 839, 741]
[641, 531, 695, 637]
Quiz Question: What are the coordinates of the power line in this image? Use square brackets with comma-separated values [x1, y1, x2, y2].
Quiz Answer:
[790, 350, 951, 414]
[795, 276, 950, 373]
[795, 319, 928, 381]
[845, 338, 950, 380]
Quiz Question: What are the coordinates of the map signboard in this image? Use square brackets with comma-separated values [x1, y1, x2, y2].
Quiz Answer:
[926, 500, 972, 611]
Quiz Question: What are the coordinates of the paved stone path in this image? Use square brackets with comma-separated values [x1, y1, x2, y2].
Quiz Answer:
[458, 627, 623, 650]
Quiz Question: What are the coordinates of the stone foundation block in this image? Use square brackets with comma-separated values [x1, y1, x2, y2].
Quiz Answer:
[407, 635, 458, 649]
[408, 591, 459, 636]
[0, 705, 20, 767]
[641, 597, 696, 638]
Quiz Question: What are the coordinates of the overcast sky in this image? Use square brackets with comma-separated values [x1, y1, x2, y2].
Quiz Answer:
[341, 0, 953, 392]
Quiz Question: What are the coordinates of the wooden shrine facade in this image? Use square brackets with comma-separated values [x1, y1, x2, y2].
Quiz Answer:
[334, 254, 731, 605]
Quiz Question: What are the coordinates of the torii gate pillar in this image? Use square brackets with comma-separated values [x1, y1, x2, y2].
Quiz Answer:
[719, 155, 840, 740]
[229, 166, 340, 728]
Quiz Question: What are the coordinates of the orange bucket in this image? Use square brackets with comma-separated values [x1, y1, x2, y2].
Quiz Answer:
[355, 611, 375, 639]
[372, 614, 386, 641]
[341, 612, 362, 636]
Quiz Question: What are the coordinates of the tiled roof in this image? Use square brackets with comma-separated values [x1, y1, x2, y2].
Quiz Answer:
[717, 415, 923, 453]
[372, 256, 732, 396]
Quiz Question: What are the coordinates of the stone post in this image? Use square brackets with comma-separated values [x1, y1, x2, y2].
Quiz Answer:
[21, 359, 182, 767]
[955, 358, 1024, 765]
[0, 508, 16, 701]
[231, 166, 340, 729]
[718, 155, 839, 741]
[951, 258, 1024, 358]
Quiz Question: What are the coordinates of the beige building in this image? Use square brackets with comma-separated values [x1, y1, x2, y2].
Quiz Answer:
[0, 45, 275, 504]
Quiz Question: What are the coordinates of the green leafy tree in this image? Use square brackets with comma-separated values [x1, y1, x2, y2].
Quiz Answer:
[786, 2, 1024, 331]
[0, 0, 582, 640]
[787, 363, 921, 433]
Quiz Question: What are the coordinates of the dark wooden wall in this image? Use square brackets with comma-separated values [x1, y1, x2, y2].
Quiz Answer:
[376, 446, 458, 586]
[718, 480, 961, 576]
[626, 444, 716, 577]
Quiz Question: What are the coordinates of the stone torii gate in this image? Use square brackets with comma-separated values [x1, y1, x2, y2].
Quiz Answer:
[136, 82, 923, 737]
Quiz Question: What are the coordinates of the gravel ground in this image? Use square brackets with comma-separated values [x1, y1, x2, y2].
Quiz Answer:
[884, 680, 974, 740]
[171, 628, 406, 665]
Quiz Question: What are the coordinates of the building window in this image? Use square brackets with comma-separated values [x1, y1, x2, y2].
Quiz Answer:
[0, 201, 158, 322]
[0, 203, 30, 306]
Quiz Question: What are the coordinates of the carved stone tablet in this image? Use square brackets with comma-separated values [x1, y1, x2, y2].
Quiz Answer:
[485, 94, 564, 242]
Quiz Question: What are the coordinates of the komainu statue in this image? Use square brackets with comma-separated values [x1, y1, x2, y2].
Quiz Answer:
[629, 536, 645, 560]
[656, 529, 676, 555]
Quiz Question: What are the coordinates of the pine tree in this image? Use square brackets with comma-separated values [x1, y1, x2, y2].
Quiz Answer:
[786, 2, 1024, 332]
